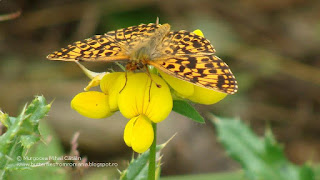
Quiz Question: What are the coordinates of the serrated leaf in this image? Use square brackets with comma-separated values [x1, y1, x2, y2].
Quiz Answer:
[20, 135, 40, 149]
[172, 100, 204, 123]
[7, 121, 69, 180]
[212, 116, 315, 180]
[25, 96, 50, 124]
[0, 96, 51, 179]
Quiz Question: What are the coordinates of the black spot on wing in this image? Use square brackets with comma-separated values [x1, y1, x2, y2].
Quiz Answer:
[197, 69, 204, 74]
[105, 52, 113, 56]
[191, 76, 198, 83]
[209, 69, 216, 73]
[217, 75, 225, 89]
[184, 72, 192, 76]
[183, 38, 190, 41]
[167, 64, 175, 69]
[179, 66, 185, 72]
[186, 57, 197, 69]
[201, 57, 209, 62]
[192, 40, 202, 48]
[175, 34, 182, 39]
[205, 63, 214, 68]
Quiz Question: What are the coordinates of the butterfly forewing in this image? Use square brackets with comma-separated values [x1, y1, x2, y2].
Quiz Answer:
[47, 35, 129, 61]
[47, 23, 161, 61]
[158, 30, 216, 56]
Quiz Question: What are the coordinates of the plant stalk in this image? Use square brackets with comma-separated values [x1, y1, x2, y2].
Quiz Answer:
[148, 122, 157, 180]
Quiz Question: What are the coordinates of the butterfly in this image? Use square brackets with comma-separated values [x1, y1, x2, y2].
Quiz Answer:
[47, 23, 238, 94]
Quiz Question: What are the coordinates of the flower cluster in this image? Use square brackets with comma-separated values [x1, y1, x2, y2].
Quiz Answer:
[71, 30, 227, 153]
[72, 72, 172, 153]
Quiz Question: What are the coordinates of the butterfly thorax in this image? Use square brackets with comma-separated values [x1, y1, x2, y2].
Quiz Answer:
[125, 46, 150, 71]
[127, 24, 171, 70]
[130, 46, 151, 62]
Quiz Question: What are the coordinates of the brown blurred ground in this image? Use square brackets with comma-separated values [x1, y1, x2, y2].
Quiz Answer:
[0, 0, 320, 177]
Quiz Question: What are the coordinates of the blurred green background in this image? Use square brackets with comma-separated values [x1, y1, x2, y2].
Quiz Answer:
[0, 0, 319, 178]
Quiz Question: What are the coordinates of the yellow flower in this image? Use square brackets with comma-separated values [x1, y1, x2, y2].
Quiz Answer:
[117, 73, 172, 152]
[100, 72, 124, 111]
[117, 73, 172, 123]
[71, 91, 113, 119]
[123, 115, 154, 153]
[71, 69, 172, 153]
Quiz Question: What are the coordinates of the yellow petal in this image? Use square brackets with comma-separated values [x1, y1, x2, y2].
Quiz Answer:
[71, 91, 113, 119]
[74, 61, 107, 91]
[118, 73, 172, 123]
[84, 72, 107, 91]
[159, 71, 194, 97]
[124, 115, 154, 153]
[123, 116, 137, 147]
[187, 86, 227, 105]
[100, 72, 124, 111]
[193, 29, 204, 37]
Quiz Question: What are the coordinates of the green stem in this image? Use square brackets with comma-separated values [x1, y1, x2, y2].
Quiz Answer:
[148, 122, 157, 180]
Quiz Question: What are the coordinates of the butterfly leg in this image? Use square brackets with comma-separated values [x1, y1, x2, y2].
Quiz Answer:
[144, 65, 162, 102]
[119, 71, 128, 94]
[145, 65, 162, 88]
[148, 78, 152, 102]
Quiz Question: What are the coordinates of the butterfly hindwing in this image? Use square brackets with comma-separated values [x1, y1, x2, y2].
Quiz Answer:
[150, 55, 238, 94]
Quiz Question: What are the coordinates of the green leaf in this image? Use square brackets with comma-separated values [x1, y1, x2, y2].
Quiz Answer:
[172, 100, 204, 123]
[7, 121, 69, 180]
[0, 96, 51, 179]
[121, 144, 165, 180]
[212, 116, 315, 180]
